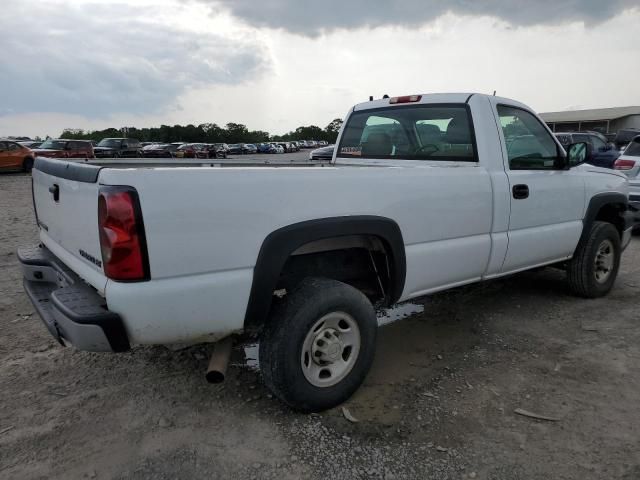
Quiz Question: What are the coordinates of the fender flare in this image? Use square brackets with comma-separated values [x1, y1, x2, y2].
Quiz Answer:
[243, 216, 406, 331]
[575, 192, 628, 254]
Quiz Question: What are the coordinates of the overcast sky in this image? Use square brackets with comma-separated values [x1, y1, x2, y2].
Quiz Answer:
[1, 0, 639, 138]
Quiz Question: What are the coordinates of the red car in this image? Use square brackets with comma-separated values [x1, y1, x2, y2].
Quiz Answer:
[33, 139, 95, 159]
[175, 143, 208, 159]
[0, 140, 35, 172]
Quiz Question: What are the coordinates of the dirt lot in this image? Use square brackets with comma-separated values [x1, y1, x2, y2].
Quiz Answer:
[1, 172, 639, 480]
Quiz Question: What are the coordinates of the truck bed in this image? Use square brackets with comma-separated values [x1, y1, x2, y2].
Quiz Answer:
[64, 157, 331, 169]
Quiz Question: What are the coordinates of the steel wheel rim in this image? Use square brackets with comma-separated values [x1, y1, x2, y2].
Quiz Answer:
[300, 312, 361, 388]
[594, 239, 614, 284]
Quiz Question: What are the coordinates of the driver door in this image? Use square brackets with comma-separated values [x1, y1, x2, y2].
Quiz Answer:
[493, 103, 585, 273]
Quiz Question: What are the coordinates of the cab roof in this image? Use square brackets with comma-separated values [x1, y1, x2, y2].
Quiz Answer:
[352, 93, 529, 112]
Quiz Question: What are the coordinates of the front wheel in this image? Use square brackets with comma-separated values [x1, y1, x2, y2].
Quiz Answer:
[567, 221, 621, 298]
[22, 157, 34, 173]
[260, 277, 377, 412]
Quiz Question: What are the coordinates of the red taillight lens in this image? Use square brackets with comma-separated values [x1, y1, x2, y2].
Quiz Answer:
[389, 95, 422, 104]
[98, 187, 149, 281]
[614, 159, 636, 170]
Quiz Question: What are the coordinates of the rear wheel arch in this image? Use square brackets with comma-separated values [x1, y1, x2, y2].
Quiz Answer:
[243, 216, 406, 333]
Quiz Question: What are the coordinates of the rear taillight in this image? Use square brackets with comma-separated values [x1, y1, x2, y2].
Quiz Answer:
[98, 186, 149, 281]
[389, 95, 422, 104]
[614, 159, 636, 170]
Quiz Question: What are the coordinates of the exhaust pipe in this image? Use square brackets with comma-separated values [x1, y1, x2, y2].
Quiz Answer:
[206, 336, 233, 383]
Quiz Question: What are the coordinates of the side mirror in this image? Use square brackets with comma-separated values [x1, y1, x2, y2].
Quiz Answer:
[567, 142, 591, 168]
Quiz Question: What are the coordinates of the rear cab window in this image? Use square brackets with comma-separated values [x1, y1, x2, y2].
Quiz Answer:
[338, 104, 477, 161]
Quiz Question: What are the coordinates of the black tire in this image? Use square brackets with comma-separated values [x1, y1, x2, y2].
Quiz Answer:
[567, 221, 621, 298]
[22, 157, 34, 173]
[260, 277, 377, 412]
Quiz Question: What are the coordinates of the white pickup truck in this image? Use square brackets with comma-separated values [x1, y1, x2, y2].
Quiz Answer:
[20, 93, 634, 412]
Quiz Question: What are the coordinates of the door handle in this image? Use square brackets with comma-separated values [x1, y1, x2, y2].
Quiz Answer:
[512, 184, 529, 200]
[49, 184, 59, 202]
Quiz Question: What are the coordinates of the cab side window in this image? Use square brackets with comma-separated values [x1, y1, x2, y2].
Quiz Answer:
[7, 142, 20, 151]
[497, 105, 561, 170]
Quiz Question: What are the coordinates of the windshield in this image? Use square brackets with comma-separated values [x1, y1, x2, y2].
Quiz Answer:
[338, 104, 476, 161]
[39, 140, 67, 150]
[625, 138, 640, 157]
[97, 139, 122, 148]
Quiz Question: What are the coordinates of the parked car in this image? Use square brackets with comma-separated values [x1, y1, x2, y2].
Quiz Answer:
[269, 143, 284, 153]
[214, 143, 230, 154]
[19, 141, 43, 149]
[318, 140, 329, 147]
[0, 139, 34, 172]
[141, 143, 179, 158]
[94, 138, 143, 158]
[256, 143, 270, 153]
[554, 132, 619, 168]
[288, 141, 300, 152]
[614, 135, 640, 202]
[204, 144, 227, 159]
[614, 128, 640, 152]
[33, 139, 95, 159]
[244, 144, 258, 154]
[277, 142, 292, 153]
[19, 93, 636, 413]
[175, 143, 208, 159]
[227, 143, 245, 155]
[309, 144, 335, 161]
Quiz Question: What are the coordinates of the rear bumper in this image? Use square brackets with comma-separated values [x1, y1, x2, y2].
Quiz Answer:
[18, 245, 130, 352]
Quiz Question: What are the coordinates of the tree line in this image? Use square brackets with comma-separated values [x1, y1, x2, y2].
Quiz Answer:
[60, 118, 344, 145]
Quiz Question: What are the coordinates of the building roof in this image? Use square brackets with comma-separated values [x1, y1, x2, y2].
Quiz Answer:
[540, 106, 640, 123]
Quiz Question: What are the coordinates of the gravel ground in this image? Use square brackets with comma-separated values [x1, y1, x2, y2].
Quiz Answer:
[1, 172, 640, 479]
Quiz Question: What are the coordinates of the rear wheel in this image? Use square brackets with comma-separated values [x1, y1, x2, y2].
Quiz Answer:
[260, 277, 377, 412]
[567, 221, 621, 298]
[22, 157, 34, 173]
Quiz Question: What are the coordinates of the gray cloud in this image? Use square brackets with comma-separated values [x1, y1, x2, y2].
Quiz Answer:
[0, 1, 269, 117]
[203, 0, 640, 35]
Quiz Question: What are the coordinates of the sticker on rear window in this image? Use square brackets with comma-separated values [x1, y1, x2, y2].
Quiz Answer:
[340, 146, 362, 156]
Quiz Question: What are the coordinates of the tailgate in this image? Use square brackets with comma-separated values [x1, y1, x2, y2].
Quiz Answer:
[32, 157, 107, 291]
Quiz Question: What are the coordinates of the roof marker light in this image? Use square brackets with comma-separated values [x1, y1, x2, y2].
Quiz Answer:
[389, 95, 422, 104]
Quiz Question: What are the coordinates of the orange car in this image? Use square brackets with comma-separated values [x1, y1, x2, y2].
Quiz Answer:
[0, 140, 35, 172]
